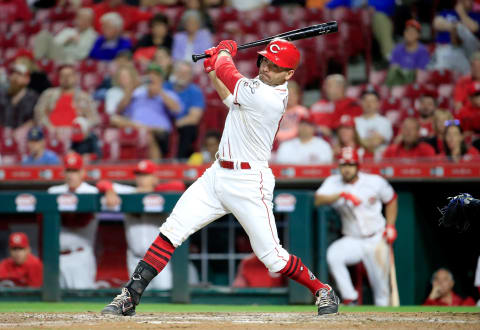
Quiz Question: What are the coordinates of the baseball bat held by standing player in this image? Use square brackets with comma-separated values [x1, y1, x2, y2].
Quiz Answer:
[389, 245, 400, 306]
[191, 21, 338, 62]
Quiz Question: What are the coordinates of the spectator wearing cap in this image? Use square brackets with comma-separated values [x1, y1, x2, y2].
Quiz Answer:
[96, 160, 195, 290]
[310, 74, 362, 138]
[34, 65, 99, 135]
[275, 114, 333, 165]
[386, 19, 430, 87]
[431, 0, 480, 75]
[276, 81, 309, 143]
[172, 9, 213, 64]
[441, 121, 480, 162]
[164, 61, 205, 159]
[134, 13, 172, 57]
[89, 12, 132, 61]
[454, 52, 480, 111]
[92, 0, 153, 32]
[422, 109, 455, 154]
[382, 117, 436, 161]
[111, 64, 182, 160]
[355, 88, 393, 158]
[0, 232, 43, 288]
[70, 117, 102, 161]
[48, 152, 99, 289]
[22, 127, 60, 165]
[0, 63, 38, 135]
[457, 81, 480, 135]
[33, 8, 97, 63]
[331, 114, 371, 160]
[188, 130, 221, 165]
[0, 0, 32, 24]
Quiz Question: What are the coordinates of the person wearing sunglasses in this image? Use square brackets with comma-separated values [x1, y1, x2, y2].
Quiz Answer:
[441, 120, 479, 162]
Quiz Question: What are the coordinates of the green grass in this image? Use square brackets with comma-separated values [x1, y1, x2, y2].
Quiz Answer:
[0, 302, 478, 313]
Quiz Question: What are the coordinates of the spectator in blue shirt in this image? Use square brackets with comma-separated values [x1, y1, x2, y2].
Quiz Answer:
[431, 0, 480, 74]
[164, 61, 205, 159]
[22, 127, 60, 165]
[89, 12, 132, 61]
[387, 20, 430, 86]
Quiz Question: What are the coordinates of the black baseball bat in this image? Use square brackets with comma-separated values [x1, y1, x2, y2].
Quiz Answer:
[191, 21, 338, 63]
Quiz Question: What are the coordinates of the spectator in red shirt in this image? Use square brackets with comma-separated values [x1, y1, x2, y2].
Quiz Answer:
[416, 93, 437, 139]
[424, 268, 475, 306]
[423, 110, 454, 154]
[310, 74, 362, 138]
[454, 52, 480, 112]
[441, 121, 480, 162]
[0, 0, 32, 23]
[233, 253, 286, 288]
[383, 117, 436, 161]
[0, 232, 43, 288]
[458, 81, 480, 134]
[92, 0, 152, 32]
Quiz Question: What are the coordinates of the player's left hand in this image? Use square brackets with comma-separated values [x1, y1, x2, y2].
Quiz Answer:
[383, 224, 397, 244]
[203, 47, 218, 73]
[216, 40, 237, 57]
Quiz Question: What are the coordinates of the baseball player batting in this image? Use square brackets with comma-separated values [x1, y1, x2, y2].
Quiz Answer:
[101, 39, 340, 316]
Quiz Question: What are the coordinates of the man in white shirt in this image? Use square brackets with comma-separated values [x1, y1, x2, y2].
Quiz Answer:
[102, 39, 339, 316]
[34, 8, 98, 63]
[47, 152, 98, 289]
[354, 86, 393, 159]
[315, 147, 398, 306]
[276, 114, 333, 164]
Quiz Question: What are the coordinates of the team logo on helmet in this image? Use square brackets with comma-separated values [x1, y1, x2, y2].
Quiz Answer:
[269, 44, 281, 54]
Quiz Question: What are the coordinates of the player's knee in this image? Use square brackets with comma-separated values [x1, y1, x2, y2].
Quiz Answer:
[326, 246, 339, 267]
[257, 247, 289, 273]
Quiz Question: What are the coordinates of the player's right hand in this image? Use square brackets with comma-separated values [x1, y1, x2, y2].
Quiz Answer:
[340, 192, 361, 206]
[215, 40, 237, 57]
[203, 47, 218, 73]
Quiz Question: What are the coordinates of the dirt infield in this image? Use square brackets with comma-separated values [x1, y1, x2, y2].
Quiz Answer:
[1, 312, 479, 329]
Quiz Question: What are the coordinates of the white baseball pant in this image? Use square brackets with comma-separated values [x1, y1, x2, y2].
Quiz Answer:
[160, 161, 290, 273]
[327, 232, 390, 306]
[59, 246, 96, 289]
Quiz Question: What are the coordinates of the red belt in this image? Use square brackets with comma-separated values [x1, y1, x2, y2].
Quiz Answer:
[219, 160, 251, 170]
[60, 247, 84, 255]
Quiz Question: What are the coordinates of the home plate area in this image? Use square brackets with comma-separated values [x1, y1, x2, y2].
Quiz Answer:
[1, 312, 479, 329]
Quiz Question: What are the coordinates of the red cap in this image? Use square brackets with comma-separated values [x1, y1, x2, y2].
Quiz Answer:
[257, 39, 301, 69]
[468, 81, 480, 96]
[338, 147, 359, 165]
[134, 160, 156, 175]
[9, 232, 29, 249]
[338, 114, 355, 128]
[63, 152, 83, 170]
[405, 19, 421, 31]
[298, 113, 315, 125]
[13, 48, 34, 61]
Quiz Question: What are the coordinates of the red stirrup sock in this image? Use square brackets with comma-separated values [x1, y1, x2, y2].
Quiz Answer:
[142, 233, 175, 273]
[278, 254, 328, 295]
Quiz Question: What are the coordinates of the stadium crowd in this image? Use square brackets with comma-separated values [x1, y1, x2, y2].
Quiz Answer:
[1, 0, 480, 166]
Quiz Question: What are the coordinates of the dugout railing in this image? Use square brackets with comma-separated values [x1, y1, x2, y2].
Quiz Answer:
[0, 191, 315, 304]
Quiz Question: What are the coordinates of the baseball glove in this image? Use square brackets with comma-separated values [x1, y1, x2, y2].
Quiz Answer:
[438, 193, 480, 232]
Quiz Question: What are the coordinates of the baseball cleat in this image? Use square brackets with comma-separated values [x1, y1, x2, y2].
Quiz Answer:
[101, 288, 136, 316]
[315, 285, 340, 315]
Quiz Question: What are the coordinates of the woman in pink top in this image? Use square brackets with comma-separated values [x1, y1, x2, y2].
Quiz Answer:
[276, 81, 309, 143]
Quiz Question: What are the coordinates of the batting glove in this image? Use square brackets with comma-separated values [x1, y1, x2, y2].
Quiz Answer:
[340, 192, 361, 206]
[215, 40, 237, 57]
[383, 224, 397, 244]
[203, 47, 218, 73]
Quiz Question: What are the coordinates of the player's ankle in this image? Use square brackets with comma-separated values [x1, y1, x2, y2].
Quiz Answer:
[126, 260, 158, 305]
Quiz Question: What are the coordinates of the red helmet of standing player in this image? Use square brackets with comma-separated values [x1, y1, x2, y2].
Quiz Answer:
[338, 147, 359, 165]
[257, 39, 301, 70]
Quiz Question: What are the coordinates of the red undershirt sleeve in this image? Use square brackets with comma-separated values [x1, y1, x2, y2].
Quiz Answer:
[215, 55, 244, 94]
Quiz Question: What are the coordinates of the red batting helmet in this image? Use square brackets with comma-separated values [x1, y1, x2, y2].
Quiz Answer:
[338, 147, 359, 165]
[257, 39, 301, 70]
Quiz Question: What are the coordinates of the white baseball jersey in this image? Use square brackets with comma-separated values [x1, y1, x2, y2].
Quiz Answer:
[316, 172, 396, 237]
[48, 181, 98, 289]
[219, 77, 288, 161]
[275, 137, 333, 164]
[354, 114, 393, 144]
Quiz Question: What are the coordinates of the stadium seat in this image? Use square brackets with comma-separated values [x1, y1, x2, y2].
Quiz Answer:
[437, 84, 454, 99]
[305, 7, 327, 24]
[25, 20, 42, 35]
[46, 137, 66, 156]
[48, 7, 75, 22]
[78, 59, 98, 74]
[369, 70, 387, 86]
[346, 86, 363, 99]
